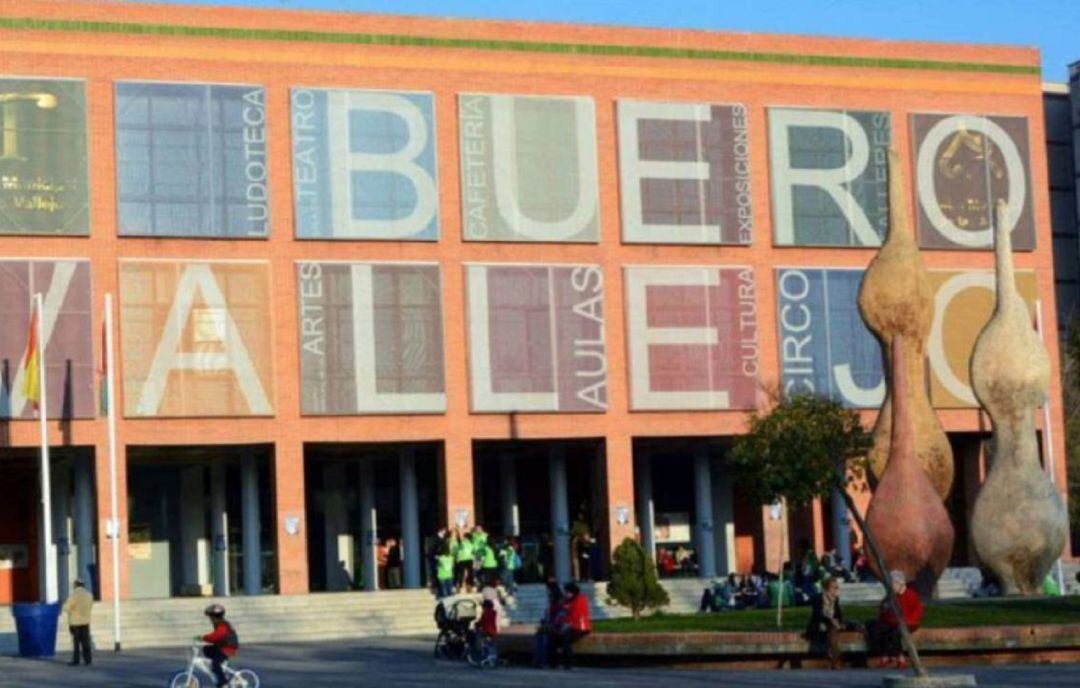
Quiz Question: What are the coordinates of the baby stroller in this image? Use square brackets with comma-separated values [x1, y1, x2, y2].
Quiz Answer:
[434, 597, 478, 660]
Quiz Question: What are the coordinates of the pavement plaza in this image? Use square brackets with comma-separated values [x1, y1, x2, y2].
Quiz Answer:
[0, 637, 1076, 687]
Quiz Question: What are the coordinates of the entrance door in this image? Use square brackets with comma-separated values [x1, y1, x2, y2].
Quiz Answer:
[0, 461, 38, 603]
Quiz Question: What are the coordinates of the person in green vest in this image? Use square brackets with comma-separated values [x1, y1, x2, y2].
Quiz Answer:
[453, 528, 475, 593]
[435, 546, 455, 599]
[1043, 573, 1061, 597]
[471, 526, 489, 551]
[498, 539, 518, 593]
[479, 538, 499, 587]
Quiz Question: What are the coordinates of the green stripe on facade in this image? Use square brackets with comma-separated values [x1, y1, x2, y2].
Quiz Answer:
[0, 16, 1041, 76]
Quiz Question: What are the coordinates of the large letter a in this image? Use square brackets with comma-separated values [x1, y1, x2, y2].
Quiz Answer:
[136, 264, 272, 416]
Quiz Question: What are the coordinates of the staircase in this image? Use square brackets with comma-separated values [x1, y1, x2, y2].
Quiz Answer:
[0, 588, 438, 653]
[0, 564, 1030, 654]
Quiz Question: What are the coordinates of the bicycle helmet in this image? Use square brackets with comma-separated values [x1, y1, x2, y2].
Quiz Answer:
[204, 604, 226, 617]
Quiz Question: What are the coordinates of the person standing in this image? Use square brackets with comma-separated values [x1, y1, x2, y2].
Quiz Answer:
[435, 546, 455, 598]
[386, 538, 402, 589]
[453, 528, 475, 593]
[479, 538, 499, 587]
[62, 579, 94, 666]
[498, 539, 518, 593]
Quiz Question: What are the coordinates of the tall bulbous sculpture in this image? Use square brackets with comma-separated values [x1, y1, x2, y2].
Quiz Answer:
[858, 151, 953, 499]
[969, 201, 1067, 595]
[865, 337, 955, 597]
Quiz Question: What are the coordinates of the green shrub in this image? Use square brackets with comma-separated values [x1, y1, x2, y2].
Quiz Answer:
[606, 537, 669, 620]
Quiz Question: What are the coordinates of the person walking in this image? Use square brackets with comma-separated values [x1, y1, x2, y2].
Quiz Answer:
[62, 579, 94, 666]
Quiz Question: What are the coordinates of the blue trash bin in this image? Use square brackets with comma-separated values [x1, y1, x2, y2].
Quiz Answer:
[11, 603, 61, 658]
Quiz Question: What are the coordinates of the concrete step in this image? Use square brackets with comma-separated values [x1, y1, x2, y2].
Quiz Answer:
[0, 565, 992, 654]
[0, 588, 442, 653]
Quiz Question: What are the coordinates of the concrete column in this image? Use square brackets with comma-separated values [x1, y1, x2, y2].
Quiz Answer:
[73, 456, 95, 589]
[549, 445, 571, 583]
[399, 449, 421, 589]
[322, 463, 352, 591]
[711, 460, 737, 576]
[500, 454, 520, 537]
[694, 445, 717, 579]
[831, 488, 852, 569]
[359, 461, 378, 591]
[180, 466, 209, 592]
[52, 468, 71, 600]
[210, 462, 229, 597]
[634, 451, 656, 565]
[241, 454, 262, 596]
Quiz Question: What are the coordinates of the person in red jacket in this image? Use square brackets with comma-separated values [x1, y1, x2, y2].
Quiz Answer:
[550, 582, 591, 669]
[198, 604, 239, 687]
[867, 571, 924, 668]
[473, 599, 499, 664]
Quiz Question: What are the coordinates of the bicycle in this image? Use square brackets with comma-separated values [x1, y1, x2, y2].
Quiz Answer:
[168, 642, 260, 688]
[465, 631, 500, 669]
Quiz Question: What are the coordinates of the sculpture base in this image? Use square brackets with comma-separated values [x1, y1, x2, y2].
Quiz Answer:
[883, 674, 977, 687]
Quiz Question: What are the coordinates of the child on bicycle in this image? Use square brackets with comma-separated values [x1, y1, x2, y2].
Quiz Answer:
[474, 599, 498, 665]
[198, 604, 239, 687]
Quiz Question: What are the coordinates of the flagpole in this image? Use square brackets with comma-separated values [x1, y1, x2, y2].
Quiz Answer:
[36, 292, 58, 604]
[105, 293, 122, 649]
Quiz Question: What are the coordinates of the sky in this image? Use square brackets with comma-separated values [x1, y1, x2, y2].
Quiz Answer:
[149, 0, 1080, 80]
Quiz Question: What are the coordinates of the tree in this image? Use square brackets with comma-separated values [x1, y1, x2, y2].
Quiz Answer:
[606, 537, 669, 620]
[730, 393, 928, 677]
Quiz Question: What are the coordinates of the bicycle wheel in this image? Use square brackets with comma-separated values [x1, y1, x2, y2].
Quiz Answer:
[168, 670, 201, 688]
[434, 630, 452, 659]
[465, 642, 485, 668]
[231, 669, 260, 688]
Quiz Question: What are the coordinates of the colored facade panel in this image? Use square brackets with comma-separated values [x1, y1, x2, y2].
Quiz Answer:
[466, 264, 606, 412]
[459, 94, 599, 243]
[297, 262, 445, 414]
[0, 260, 93, 419]
[617, 100, 753, 245]
[0, 78, 88, 235]
[927, 269, 1038, 407]
[119, 260, 274, 417]
[115, 82, 269, 238]
[912, 114, 1035, 251]
[775, 268, 884, 408]
[768, 108, 890, 247]
[292, 88, 439, 240]
[624, 266, 759, 411]
[774, 267, 1039, 409]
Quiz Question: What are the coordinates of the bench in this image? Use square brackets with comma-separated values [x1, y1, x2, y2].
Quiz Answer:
[497, 624, 1080, 668]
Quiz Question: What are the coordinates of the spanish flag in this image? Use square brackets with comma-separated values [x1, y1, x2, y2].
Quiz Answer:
[22, 305, 40, 409]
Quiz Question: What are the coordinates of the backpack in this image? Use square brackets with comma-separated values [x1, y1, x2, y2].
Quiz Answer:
[223, 621, 239, 649]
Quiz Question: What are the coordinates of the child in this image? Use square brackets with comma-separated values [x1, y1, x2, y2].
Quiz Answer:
[474, 599, 498, 666]
[198, 604, 239, 688]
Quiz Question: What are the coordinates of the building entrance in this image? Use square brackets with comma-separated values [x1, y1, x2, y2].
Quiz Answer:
[127, 445, 275, 599]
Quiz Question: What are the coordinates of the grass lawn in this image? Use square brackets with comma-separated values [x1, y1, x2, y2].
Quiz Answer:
[593, 596, 1080, 634]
